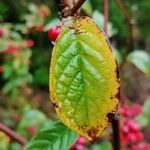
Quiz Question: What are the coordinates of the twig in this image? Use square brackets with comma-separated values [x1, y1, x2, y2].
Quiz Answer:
[70, 0, 86, 14]
[112, 117, 121, 150]
[104, 0, 109, 34]
[55, 0, 86, 19]
[0, 122, 27, 145]
[114, 0, 134, 52]
[62, 0, 73, 9]
[115, 0, 132, 24]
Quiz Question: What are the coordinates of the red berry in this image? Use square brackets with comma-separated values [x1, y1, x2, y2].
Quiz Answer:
[27, 39, 34, 48]
[121, 119, 143, 145]
[131, 104, 142, 116]
[120, 105, 132, 117]
[131, 145, 141, 150]
[120, 104, 142, 118]
[127, 120, 139, 132]
[3, 46, 18, 55]
[122, 126, 129, 134]
[127, 133, 137, 142]
[76, 137, 87, 146]
[70, 144, 85, 150]
[0, 28, 5, 37]
[69, 137, 87, 150]
[144, 143, 150, 150]
[69, 144, 76, 150]
[136, 132, 144, 141]
[27, 126, 36, 136]
[0, 66, 4, 73]
[48, 26, 61, 41]
[75, 144, 85, 150]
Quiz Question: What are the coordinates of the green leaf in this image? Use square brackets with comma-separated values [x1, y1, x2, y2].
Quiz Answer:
[127, 50, 150, 77]
[44, 18, 60, 31]
[25, 121, 78, 150]
[50, 16, 119, 140]
[18, 110, 48, 129]
[135, 114, 148, 127]
[82, 0, 92, 15]
[92, 10, 117, 37]
[92, 141, 111, 150]
[136, 97, 150, 127]
[143, 97, 150, 116]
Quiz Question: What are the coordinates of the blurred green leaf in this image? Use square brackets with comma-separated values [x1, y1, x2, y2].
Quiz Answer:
[19, 110, 48, 129]
[3, 64, 13, 79]
[9, 142, 20, 150]
[10, 31, 22, 40]
[114, 49, 123, 65]
[33, 68, 49, 86]
[92, 141, 111, 150]
[136, 97, 150, 127]
[28, 3, 38, 14]
[15, 24, 28, 34]
[136, 114, 149, 127]
[127, 50, 150, 77]
[0, 41, 7, 51]
[25, 121, 78, 150]
[92, 10, 117, 37]
[143, 97, 150, 115]
[92, 10, 104, 28]
[44, 18, 60, 31]
[0, 131, 9, 150]
[82, 0, 92, 15]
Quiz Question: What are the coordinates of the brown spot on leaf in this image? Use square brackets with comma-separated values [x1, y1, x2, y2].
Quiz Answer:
[107, 113, 115, 122]
[52, 102, 59, 108]
[115, 87, 120, 100]
[87, 128, 99, 141]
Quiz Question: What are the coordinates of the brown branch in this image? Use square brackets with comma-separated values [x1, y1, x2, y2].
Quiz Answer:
[62, 0, 73, 9]
[114, 0, 132, 24]
[104, 0, 109, 34]
[112, 117, 121, 150]
[0, 122, 27, 145]
[70, 0, 86, 14]
[115, 0, 134, 53]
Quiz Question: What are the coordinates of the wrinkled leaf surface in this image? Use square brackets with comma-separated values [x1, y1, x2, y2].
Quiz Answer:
[50, 16, 119, 140]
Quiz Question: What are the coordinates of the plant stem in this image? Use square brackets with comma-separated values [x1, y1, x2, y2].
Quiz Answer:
[62, 0, 73, 9]
[115, 0, 131, 24]
[112, 118, 121, 150]
[114, 0, 134, 52]
[104, 0, 109, 34]
[70, 0, 86, 14]
[0, 122, 27, 145]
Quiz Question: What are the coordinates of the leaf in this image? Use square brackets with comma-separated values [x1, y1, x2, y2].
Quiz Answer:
[136, 97, 150, 127]
[25, 121, 78, 150]
[92, 141, 111, 150]
[127, 50, 150, 77]
[143, 97, 150, 115]
[82, 0, 92, 15]
[44, 18, 60, 31]
[50, 16, 119, 141]
[92, 10, 117, 37]
[18, 110, 48, 130]
[135, 114, 148, 127]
